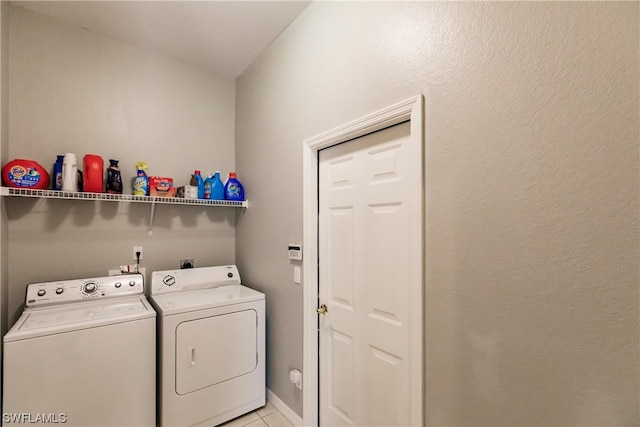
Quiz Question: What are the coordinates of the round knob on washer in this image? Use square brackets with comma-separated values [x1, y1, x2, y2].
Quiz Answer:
[37, 289, 46, 297]
[83, 283, 97, 294]
[114, 282, 122, 288]
[129, 281, 136, 287]
[55, 288, 64, 295]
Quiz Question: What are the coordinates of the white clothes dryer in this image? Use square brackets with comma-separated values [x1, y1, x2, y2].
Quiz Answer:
[3, 274, 156, 427]
[150, 265, 265, 427]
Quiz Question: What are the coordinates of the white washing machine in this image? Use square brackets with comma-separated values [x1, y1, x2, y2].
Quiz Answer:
[3, 274, 156, 427]
[150, 265, 265, 427]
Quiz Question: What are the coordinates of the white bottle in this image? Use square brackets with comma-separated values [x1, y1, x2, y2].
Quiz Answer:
[61, 153, 78, 192]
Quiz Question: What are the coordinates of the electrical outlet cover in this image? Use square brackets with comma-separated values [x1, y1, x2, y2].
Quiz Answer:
[180, 259, 194, 269]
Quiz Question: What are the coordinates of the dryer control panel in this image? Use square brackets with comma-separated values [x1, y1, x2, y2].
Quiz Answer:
[150, 265, 240, 295]
[25, 274, 144, 307]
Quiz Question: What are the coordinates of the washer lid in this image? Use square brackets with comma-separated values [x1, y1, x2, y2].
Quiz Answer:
[150, 284, 264, 315]
[4, 296, 155, 342]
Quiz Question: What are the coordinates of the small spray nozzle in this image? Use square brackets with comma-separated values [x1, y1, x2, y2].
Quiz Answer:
[135, 161, 148, 171]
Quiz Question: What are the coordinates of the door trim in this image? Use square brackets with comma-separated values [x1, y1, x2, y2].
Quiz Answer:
[302, 94, 424, 426]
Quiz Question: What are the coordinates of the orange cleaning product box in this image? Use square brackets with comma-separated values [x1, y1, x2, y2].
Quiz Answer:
[148, 176, 174, 197]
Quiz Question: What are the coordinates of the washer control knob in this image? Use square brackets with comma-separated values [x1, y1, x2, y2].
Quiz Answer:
[37, 289, 46, 297]
[114, 282, 122, 288]
[227, 272, 233, 278]
[83, 282, 97, 294]
[129, 280, 136, 287]
[55, 288, 64, 295]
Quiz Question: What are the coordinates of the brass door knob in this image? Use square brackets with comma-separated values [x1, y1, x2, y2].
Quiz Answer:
[316, 304, 328, 315]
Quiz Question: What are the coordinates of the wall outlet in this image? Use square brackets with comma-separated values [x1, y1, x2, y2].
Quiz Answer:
[109, 267, 145, 276]
[289, 369, 302, 390]
[180, 259, 195, 269]
[133, 246, 143, 261]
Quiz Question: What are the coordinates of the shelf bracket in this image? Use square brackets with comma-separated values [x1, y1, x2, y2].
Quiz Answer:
[148, 201, 156, 236]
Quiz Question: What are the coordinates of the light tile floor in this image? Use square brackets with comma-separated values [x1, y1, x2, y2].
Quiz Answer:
[220, 401, 294, 427]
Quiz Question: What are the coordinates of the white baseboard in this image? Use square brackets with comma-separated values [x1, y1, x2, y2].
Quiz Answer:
[266, 388, 304, 427]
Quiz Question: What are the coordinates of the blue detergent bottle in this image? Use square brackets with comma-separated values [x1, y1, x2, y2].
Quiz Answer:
[224, 171, 244, 201]
[211, 171, 225, 200]
[52, 155, 64, 190]
[203, 174, 214, 199]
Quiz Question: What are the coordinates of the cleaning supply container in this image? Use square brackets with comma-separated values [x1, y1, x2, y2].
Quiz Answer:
[224, 171, 244, 201]
[83, 154, 104, 193]
[2, 159, 50, 189]
[133, 162, 149, 196]
[52, 155, 64, 190]
[61, 153, 78, 192]
[210, 171, 225, 200]
[203, 174, 214, 199]
[190, 170, 204, 199]
[106, 159, 122, 194]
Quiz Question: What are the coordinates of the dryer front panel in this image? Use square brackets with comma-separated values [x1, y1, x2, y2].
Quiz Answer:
[175, 309, 258, 395]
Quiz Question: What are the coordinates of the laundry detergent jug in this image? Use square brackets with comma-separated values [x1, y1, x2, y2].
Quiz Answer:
[83, 154, 104, 193]
[2, 159, 50, 189]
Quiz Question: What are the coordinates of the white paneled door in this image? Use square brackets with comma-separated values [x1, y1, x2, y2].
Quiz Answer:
[318, 121, 422, 426]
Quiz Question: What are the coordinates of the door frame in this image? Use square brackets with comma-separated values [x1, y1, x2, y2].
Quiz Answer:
[302, 94, 424, 426]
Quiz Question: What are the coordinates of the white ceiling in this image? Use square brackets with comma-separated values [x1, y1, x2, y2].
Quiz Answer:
[11, 0, 311, 77]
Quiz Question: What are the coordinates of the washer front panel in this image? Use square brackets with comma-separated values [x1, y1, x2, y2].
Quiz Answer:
[3, 314, 156, 426]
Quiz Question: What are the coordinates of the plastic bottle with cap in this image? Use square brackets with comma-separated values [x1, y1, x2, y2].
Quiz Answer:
[132, 161, 149, 196]
[190, 170, 205, 199]
[83, 154, 104, 193]
[224, 171, 244, 201]
[203, 174, 214, 199]
[52, 155, 64, 190]
[61, 153, 78, 192]
[210, 171, 225, 200]
[106, 159, 122, 194]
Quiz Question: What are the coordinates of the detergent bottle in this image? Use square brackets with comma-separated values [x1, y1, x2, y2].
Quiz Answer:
[133, 161, 149, 196]
[52, 155, 64, 190]
[2, 159, 50, 189]
[190, 170, 204, 199]
[203, 174, 214, 199]
[83, 154, 104, 193]
[106, 159, 122, 194]
[210, 171, 225, 200]
[61, 153, 78, 192]
[224, 171, 244, 201]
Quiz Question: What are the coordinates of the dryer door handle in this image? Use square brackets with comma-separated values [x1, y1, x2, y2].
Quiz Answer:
[188, 346, 196, 368]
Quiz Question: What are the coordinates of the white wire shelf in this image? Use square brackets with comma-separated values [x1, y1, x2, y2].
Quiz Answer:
[0, 187, 248, 208]
[1, 186, 247, 235]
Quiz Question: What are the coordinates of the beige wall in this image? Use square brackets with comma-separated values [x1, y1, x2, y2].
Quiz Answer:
[0, 0, 10, 373]
[6, 6, 237, 325]
[236, 1, 639, 424]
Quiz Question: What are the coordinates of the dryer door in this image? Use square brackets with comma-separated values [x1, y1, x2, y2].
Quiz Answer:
[175, 309, 258, 395]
